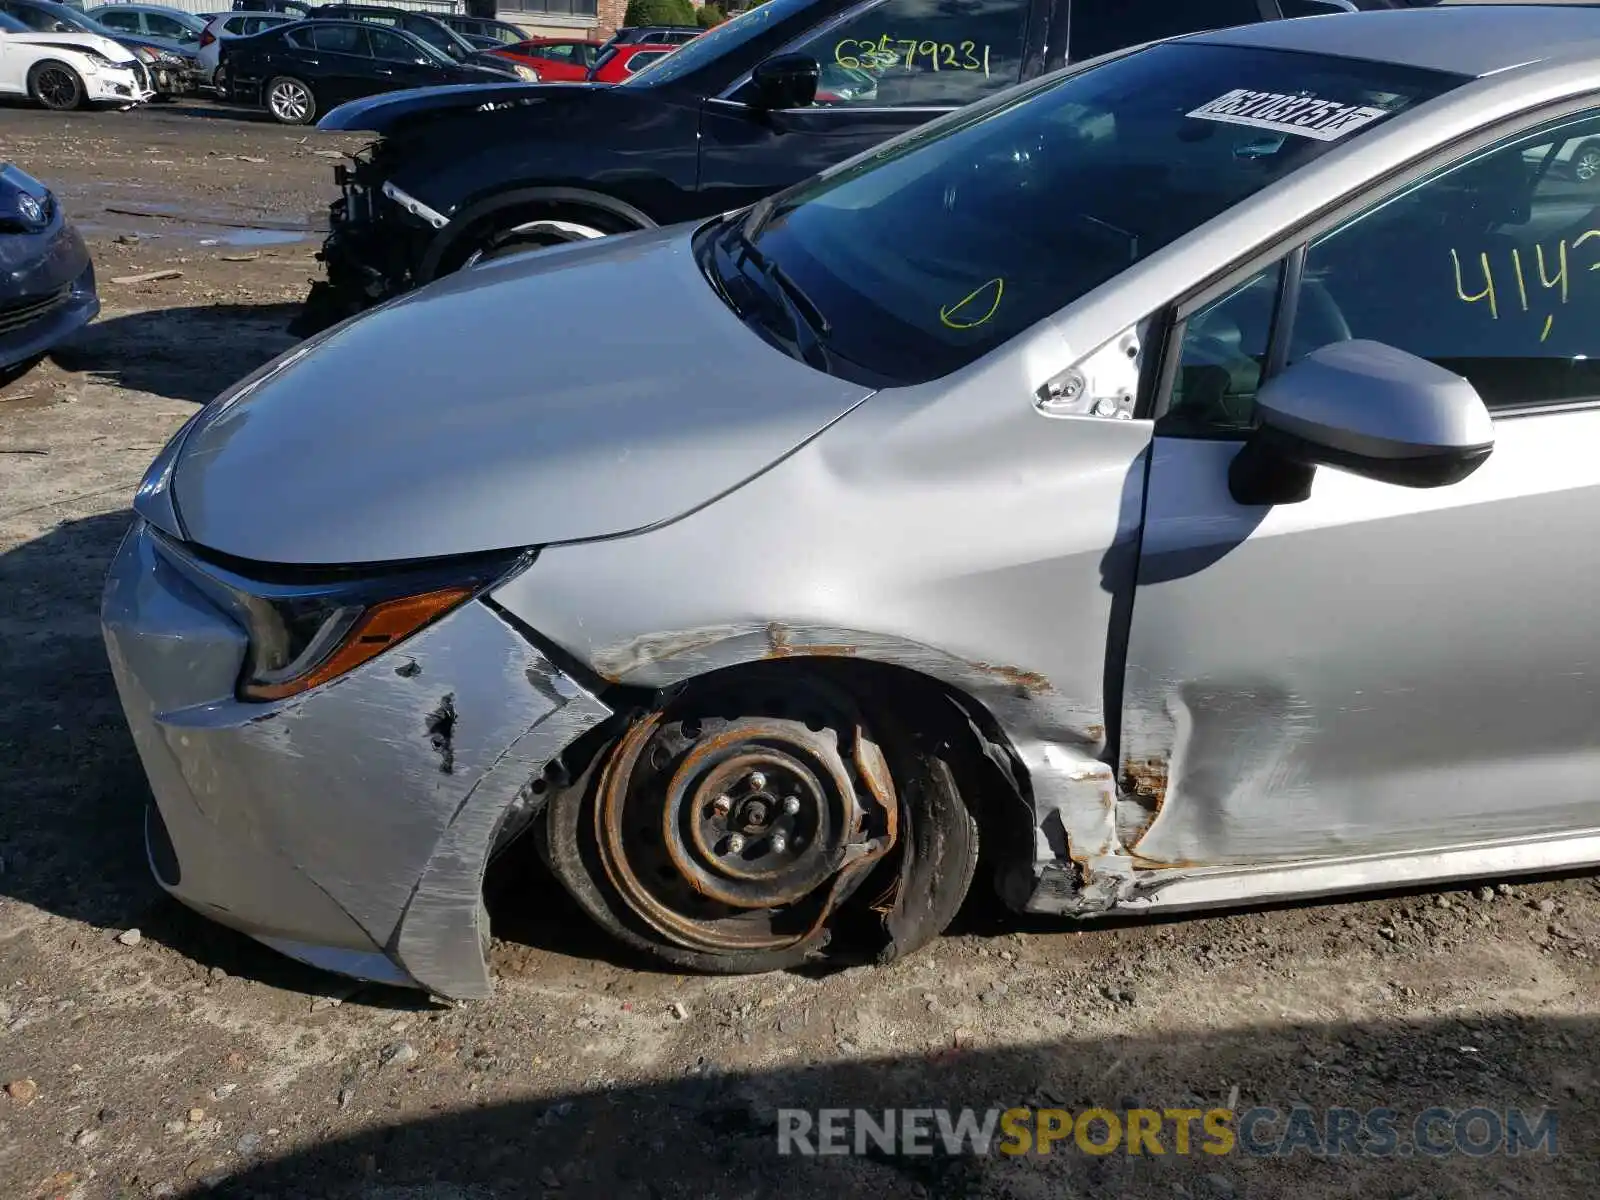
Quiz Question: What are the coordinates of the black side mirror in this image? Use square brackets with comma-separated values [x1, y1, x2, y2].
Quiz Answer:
[749, 52, 818, 111]
[444, 41, 464, 58]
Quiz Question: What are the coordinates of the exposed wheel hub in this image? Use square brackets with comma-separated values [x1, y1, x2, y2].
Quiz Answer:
[591, 685, 899, 955]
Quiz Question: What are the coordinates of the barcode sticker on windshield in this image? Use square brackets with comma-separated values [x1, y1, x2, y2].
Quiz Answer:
[1187, 89, 1389, 142]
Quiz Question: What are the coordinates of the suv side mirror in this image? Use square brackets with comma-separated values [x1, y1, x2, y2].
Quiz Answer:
[749, 52, 819, 111]
[1229, 339, 1494, 505]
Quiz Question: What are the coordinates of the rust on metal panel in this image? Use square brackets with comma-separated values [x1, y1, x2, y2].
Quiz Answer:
[764, 622, 860, 660]
[589, 695, 898, 955]
[1121, 755, 1170, 811]
[968, 660, 1053, 695]
[589, 625, 756, 683]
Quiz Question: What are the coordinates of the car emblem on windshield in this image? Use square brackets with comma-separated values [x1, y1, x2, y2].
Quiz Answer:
[15, 191, 44, 227]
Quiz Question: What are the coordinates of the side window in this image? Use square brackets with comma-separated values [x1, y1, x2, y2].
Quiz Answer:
[784, 0, 1030, 109]
[627, 48, 668, 72]
[1164, 262, 1283, 436]
[405, 18, 449, 50]
[1069, 0, 1265, 62]
[533, 42, 572, 60]
[1294, 111, 1600, 410]
[310, 23, 365, 53]
[368, 27, 417, 60]
[147, 12, 193, 40]
[97, 9, 139, 31]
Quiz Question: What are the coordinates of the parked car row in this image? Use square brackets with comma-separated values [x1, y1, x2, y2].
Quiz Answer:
[0, 0, 197, 98]
[0, 0, 577, 108]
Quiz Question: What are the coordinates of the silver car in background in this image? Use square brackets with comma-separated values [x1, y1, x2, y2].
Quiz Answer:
[106, 5, 1600, 999]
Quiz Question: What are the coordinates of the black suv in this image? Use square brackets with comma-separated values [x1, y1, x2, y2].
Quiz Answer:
[600, 24, 702, 48]
[302, 0, 1352, 328]
[437, 13, 531, 49]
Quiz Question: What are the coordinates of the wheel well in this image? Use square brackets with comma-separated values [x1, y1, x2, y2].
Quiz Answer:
[519, 656, 1039, 912]
[28, 59, 77, 82]
[425, 194, 651, 281]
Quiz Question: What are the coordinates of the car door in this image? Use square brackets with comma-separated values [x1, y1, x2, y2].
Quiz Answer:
[1119, 105, 1600, 869]
[304, 22, 371, 102]
[366, 26, 435, 91]
[697, 0, 1053, 216]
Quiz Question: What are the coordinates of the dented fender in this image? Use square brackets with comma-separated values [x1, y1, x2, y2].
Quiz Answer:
[103, 520, 611, 999]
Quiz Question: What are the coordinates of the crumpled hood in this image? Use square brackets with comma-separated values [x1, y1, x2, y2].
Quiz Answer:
[318, 80, 563, 133]
[166, 226, 874, 566]
[10, 31, 135, 64]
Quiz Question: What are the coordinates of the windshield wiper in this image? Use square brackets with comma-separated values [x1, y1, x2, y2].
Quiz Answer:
[731, 230, 831, 336]
[722, 226, 835, 370]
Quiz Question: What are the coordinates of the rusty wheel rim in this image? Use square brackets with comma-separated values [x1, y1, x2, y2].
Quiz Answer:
[593, 689, 899, 956]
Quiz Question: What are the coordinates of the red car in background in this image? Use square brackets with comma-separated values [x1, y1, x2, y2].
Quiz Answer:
[586, 41, 679, 82]
[493, 37, 601, 82]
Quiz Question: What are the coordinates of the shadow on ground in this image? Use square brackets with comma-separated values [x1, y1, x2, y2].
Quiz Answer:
[50, 303, 301, 404]
[194, 1011, 1590, 1199]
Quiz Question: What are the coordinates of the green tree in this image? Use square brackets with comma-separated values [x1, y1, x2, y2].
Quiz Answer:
[624, 0, 695, 25]
[696, 3, 724, 26]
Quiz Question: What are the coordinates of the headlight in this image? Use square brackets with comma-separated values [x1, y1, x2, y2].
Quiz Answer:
[152, 534, 529, 702]
[0, 165, 52, 232]
[514, 64, 538, 81]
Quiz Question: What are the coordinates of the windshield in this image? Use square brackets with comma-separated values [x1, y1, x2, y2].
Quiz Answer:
[0, 11, 26, 28]
[701, 42, 1465, 385]
[425, 18, 473, 55]
[407, 29, 454, 65]
[621, 0, 809, 86]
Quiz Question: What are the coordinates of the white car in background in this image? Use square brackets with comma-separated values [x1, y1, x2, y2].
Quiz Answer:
[194, 10, 291, 88]
[0, 10, 151, 108]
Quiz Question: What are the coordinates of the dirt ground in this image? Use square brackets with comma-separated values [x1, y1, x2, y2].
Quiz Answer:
[1, 100, 1598, 1200]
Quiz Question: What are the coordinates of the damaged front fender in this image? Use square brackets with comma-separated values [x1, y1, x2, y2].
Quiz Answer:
[103, 522, 611, 999]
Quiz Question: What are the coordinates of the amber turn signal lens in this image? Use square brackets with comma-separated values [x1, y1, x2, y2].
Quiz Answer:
[240, 586, 473, 702]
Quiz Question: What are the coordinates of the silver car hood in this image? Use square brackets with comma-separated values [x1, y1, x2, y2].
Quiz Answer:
[168, 227, 874, 565]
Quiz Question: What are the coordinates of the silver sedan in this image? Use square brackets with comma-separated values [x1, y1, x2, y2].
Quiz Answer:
[105, 4, 1600, 999]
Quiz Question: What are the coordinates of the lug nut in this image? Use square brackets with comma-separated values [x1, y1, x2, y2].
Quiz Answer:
[712, 794, 732, 816]
[746, 771, 767, 791]
[782, 795, 801, 815]
[726, 833, 746, 853]
[770, 833, 787, 854]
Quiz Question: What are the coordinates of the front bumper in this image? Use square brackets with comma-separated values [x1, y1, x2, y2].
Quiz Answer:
[143, 62, 195, 97]
[101, 519, 611, 998]
[0, 221, 98, 370]
[86, 66, 155, 105]
[298, 158, 436, 334]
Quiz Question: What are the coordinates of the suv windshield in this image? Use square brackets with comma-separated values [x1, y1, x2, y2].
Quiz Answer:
[621, 0, 809, 86]
[698, 41, 1465, 385]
